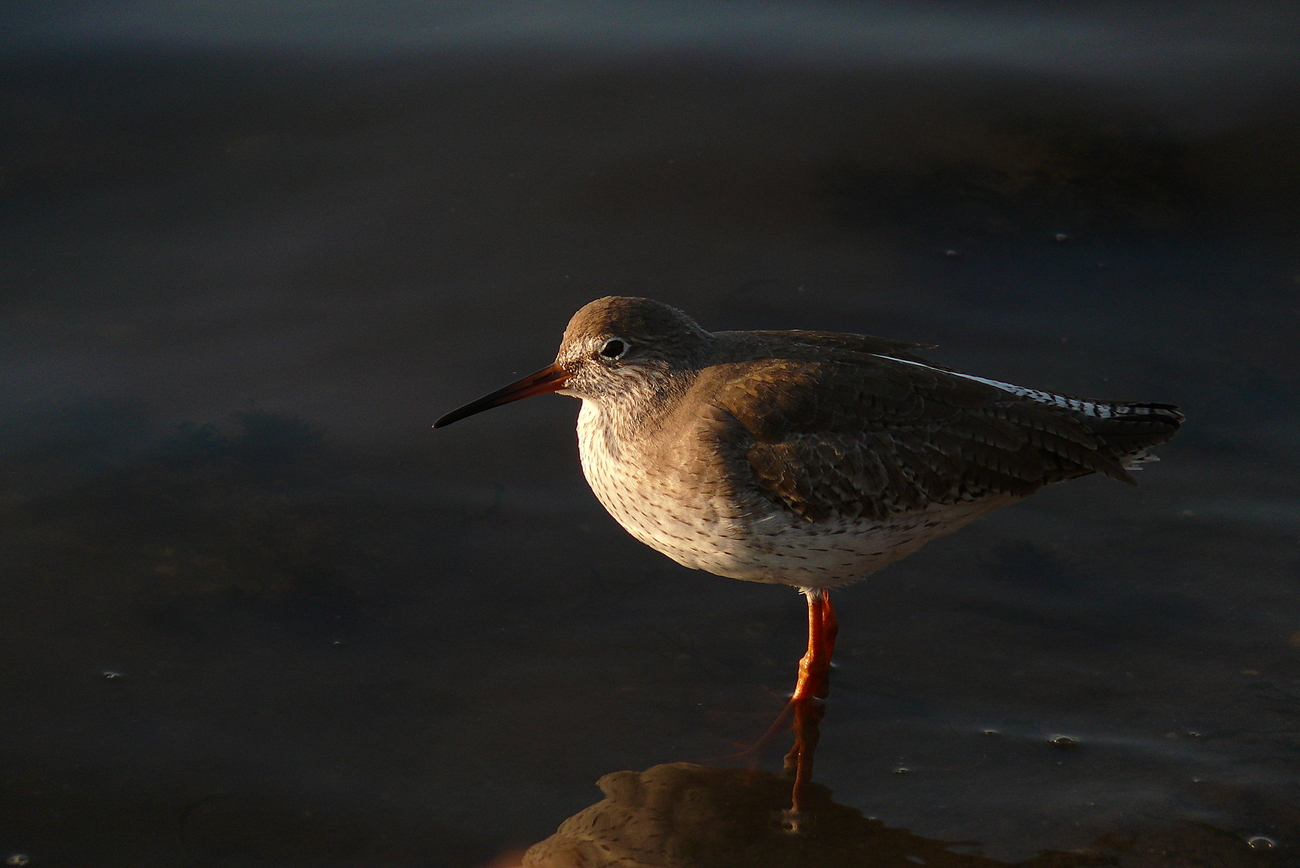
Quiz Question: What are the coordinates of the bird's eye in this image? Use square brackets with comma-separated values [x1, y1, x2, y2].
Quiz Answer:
[599, 338, 629, 360]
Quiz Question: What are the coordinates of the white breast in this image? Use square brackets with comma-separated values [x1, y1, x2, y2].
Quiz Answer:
[576, 400, 751, 576]
[575, 400, 1015, 589]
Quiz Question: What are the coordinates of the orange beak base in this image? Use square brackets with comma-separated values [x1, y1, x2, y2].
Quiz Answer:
[433, 363, 570, 428]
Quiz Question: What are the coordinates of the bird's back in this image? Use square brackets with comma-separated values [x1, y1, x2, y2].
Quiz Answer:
[701, 330, 1182, 514]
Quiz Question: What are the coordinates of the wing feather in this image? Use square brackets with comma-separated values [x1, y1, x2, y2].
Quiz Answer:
[693, 353, 1157, 524]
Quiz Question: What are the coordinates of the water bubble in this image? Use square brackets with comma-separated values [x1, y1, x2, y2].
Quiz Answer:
[1246, 836, 1276, 851]
[1049, 734, 1078, 748]
[891, 766, 912, 775]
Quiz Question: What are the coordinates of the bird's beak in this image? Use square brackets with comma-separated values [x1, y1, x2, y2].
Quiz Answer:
[434, 363, 570, 428]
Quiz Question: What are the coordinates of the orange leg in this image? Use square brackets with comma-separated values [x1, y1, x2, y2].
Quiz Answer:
[791, 589, 838, 702]
[783, 589, 837, 815]
[727, 588, 840, 815]
[751, 589, 838, 745]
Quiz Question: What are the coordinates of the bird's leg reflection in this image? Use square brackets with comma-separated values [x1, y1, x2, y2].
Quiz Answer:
[720, 590, 838, 819]
[783, 686, 824, 821]
[782, 589, 836, 816]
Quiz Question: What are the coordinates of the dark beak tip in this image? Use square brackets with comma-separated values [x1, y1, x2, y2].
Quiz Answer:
[432, 363, 569, 431]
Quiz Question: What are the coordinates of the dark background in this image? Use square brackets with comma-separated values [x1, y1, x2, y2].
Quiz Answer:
[2, 3, 1299, 865]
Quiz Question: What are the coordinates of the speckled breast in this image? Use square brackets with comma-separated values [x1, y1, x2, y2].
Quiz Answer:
[575, 401, 1014, 589]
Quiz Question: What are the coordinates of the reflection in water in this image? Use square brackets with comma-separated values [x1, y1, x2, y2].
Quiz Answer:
[517, 752, 1296, 866]
[520, 762, 1101, 868]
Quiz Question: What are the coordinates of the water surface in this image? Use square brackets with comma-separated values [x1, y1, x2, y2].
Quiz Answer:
[2, 3, 1299, 866]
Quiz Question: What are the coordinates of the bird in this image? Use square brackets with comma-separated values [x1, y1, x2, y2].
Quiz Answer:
[434, 296, 1182, 788]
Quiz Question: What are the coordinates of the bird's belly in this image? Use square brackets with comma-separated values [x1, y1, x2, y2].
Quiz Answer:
[577, 405, 1013, 588]
[722, 498, 1016, 588]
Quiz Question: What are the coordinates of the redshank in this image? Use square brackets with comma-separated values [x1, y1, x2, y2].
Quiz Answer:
[435, 296, 1182, 781]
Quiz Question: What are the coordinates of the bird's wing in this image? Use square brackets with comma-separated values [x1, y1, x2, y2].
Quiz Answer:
[694, 354, 1136, 524]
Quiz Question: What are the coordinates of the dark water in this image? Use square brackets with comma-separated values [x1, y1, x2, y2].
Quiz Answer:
[3, 3, 1299, 866]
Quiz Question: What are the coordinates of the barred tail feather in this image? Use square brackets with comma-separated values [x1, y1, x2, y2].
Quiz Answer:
[1086, 401, 1184, 467]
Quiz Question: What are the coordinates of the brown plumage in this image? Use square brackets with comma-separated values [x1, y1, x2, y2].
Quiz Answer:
[437, 295, 1181, 588]
[435, 296, 1182, 776]
[699, 331, 1175, 524]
